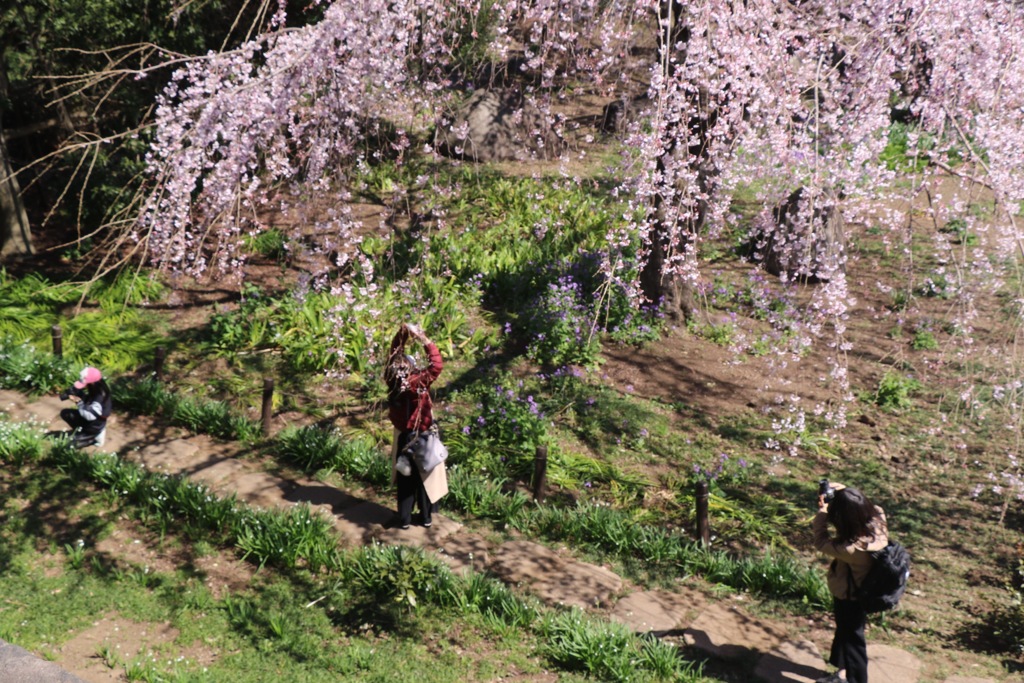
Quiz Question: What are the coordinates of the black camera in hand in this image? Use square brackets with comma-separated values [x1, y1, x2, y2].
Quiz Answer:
[818, 478, 836, 504]
[59, 386, 85, 402]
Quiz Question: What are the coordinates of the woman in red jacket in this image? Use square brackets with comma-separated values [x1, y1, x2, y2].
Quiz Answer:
[384, 323, 447, 529]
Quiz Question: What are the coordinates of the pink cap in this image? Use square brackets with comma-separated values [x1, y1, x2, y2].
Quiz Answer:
[73, 367, 102, 389]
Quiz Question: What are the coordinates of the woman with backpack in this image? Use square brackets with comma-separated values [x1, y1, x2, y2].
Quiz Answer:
[813, 484, 888, 683]
[59, 366, 113, 448]
[383, 323, 447, 530]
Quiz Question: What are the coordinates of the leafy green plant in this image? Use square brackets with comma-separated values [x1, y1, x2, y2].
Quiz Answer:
[340, 544, 446, 609]
[444, 571, 540, 630]
[940, 216, 979, 246]
[455, 373, 551, 477]
[235, 505, 335, 570]
[690, 452, 751, 488]
[243, 228, 291, 261]
[52, 440, 337, 572]
[916, 272, 954, 299]
[872, 371, 922, 410]
[206, 284, 276, 356]
[446, 467, 530, 522]
[689, 319, 737, 346]
[523, 274, 602, 368]
[63, 539, 87, 570]
[911, 329, 939, 351]
[88, 270, 167, 308]
[889, 289, 912, 312]
[880, 121, 933, 172]
[0, 271, 166, 374]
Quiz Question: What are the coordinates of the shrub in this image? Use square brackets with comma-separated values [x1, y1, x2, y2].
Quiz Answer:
[457, 374, 551, 477]
[911, 329, 939, 351]
[0, 338, 75, 394]
[523, 274, 602, 368]
[873, 371, 922, 410]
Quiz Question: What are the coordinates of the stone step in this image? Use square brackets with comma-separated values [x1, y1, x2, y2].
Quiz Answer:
[0, 639, 89, 683]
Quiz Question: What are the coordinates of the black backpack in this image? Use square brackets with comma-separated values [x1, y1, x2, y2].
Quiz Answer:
[851, 540, 911, 613]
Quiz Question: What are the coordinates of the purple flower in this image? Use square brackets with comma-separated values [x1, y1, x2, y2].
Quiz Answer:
[463, 426, 471, 434]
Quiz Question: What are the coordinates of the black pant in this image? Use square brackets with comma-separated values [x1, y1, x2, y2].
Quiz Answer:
[395, 431, 437, 526]
[60, 409, 105, 437]
[830, 597, 868, 683]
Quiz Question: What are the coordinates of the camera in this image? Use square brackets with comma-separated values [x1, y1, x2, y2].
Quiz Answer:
[818, 478, 836, 504]
[59, 386, 84, 402]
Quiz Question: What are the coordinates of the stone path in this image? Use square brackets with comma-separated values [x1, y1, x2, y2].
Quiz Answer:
[0, 391, 997, 683]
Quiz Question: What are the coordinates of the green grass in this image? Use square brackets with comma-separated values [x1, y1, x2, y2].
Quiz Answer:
[0, 422, 712, 683]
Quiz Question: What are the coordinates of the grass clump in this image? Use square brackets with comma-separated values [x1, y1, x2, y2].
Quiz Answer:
[0, 338, 75, 394]
[541, 608, 702, 682]
[111, 377, 261, 442]
[276, 425, 390, 485]
[0, 420, 50, 465]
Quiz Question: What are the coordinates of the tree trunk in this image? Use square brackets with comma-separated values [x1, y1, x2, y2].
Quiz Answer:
[0, 119, 34, 259]
[639, 0, 698, 322]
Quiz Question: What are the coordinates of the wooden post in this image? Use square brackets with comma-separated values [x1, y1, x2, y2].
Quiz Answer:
[533, 445, 548, 503]
[695, 480, 711, 547]
[153, 346, 166, 380]
[261, 378, 274, 438]
[51, 325, 62, 358]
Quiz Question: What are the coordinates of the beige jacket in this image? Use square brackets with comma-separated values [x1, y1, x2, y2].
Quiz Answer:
[391, 428, 448, 504]
[813, 506, 888, 600]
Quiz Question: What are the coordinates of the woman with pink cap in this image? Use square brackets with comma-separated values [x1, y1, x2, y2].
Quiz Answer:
[59, 366, 113, 447]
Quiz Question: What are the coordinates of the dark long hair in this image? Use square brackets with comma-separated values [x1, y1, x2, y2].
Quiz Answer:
[85, 379, 110, 401]
[83, 379, 112, 418]
[827, 487, 881, 544]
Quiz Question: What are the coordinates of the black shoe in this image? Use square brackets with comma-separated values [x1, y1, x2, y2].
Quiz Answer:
[422, 519, 432, 528]
[383, 516, 411, 530]
[815, 673, 846, 683]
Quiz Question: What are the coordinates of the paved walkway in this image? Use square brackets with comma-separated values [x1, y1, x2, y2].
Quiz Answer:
[0, 391, 996, 683]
